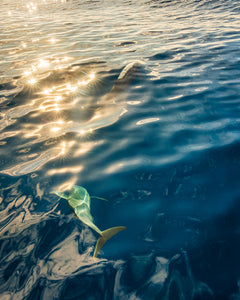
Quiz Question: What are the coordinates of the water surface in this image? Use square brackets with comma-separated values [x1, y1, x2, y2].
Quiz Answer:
[1, 0, 240, 299]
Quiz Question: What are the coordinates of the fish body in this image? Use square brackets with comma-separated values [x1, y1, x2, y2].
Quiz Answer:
[52, 185, 126, 257]
[105, 61, 143, 100]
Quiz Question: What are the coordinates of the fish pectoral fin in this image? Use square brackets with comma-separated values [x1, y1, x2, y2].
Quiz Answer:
[91, 196, 108, 202]
[93, 226, 126, 258]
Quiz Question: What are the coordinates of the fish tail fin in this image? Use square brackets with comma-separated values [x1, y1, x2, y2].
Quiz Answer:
[93, 226, 126, 258]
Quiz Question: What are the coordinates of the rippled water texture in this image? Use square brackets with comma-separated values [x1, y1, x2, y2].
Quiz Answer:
[1, 0, 240, 299]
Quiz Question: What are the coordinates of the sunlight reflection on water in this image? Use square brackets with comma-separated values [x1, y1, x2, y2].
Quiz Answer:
[1, 0, 240, 299]
[0, 53, 140, 177]
[1, 0, 240, 180]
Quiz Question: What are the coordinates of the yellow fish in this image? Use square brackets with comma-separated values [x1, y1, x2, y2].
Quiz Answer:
[52, 185, 126, 258]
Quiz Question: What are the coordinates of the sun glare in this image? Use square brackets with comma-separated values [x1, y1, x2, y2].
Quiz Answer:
[54, 104, 60, 112]
[60, 142, 66, 155]
[38, 59, 50, 68]
[24, 70, 32, 76]
[50, 38, 56, 44]
[55, 96, 62, 101]
[89, 73, 95, 80]
[28, 78, 37, 85]
[51, 127, 61, 132]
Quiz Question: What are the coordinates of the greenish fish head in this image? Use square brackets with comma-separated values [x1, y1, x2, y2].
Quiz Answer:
[51, 185, 91, 209]
[67, 185, 91, 209]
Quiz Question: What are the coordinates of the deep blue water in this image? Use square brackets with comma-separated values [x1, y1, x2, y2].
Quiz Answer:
[1, 0, 240, 299]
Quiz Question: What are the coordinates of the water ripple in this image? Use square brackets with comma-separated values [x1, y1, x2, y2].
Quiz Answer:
[1, 0, 240, 298]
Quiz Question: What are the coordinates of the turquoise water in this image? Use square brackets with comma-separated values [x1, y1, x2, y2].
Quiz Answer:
[1, 0, 240, 299]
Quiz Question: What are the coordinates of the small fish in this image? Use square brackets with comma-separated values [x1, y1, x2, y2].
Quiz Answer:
[52, 185, 126, 258]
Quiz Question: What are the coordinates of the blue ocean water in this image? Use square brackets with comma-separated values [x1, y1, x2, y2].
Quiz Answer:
[1, 0, 240, 299]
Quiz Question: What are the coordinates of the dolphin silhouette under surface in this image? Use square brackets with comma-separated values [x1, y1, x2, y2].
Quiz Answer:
[52, 185, 126, 258]
[104, 61, 142, 101]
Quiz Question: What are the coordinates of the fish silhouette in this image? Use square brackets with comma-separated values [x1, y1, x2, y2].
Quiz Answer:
[52, 185, 126, 257]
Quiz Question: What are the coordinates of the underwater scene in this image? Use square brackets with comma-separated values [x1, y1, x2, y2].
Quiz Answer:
[1, 0, 240, 299]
